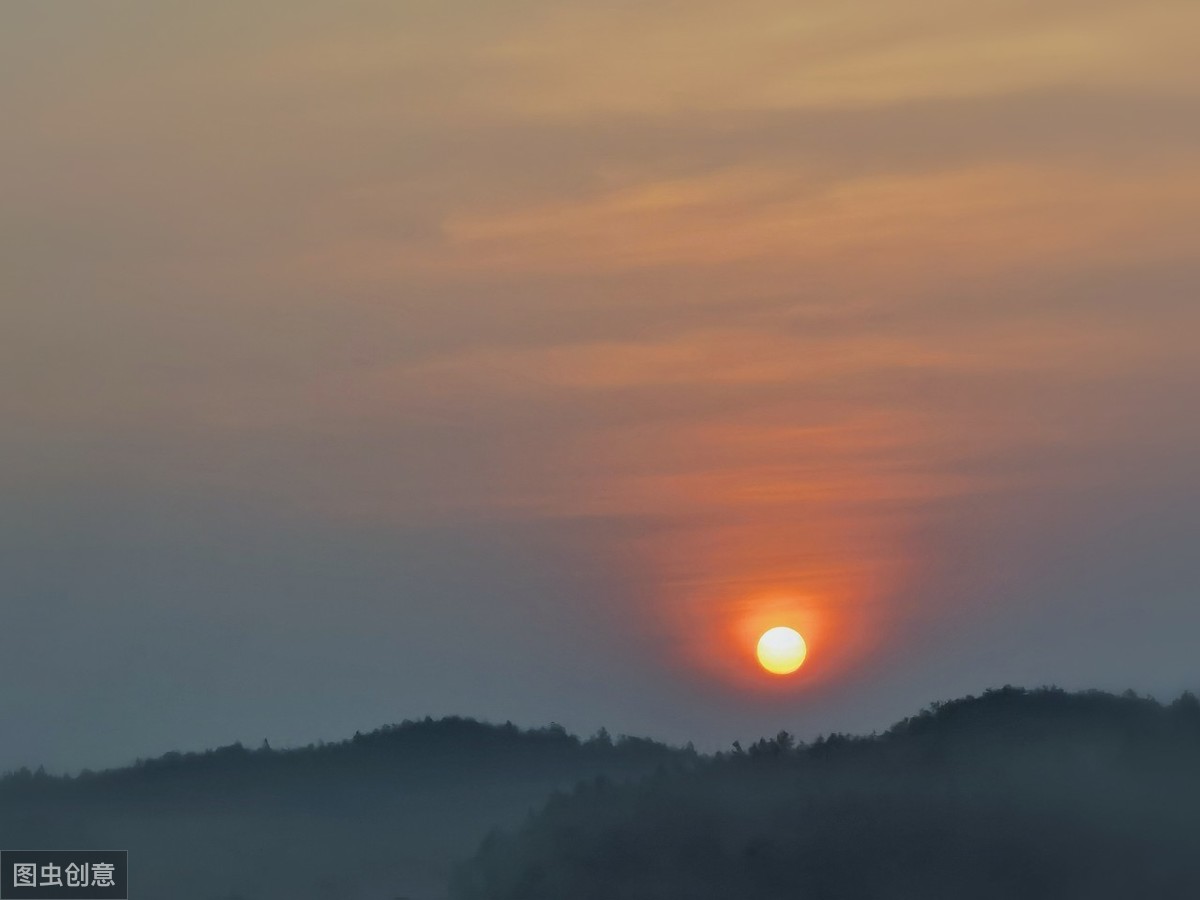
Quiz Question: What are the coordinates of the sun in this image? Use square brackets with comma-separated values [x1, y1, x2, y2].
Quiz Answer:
[756, 626, 807, 675]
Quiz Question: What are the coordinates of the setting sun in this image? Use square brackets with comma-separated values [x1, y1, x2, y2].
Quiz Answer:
[756, 626, 807, 675]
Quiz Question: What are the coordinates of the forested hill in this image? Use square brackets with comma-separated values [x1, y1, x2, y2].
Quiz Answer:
[452, 687, 1200, 900]
[6, 690, 1200, 899]
[1, 715, 684, 804]
[0, 717, 690, 900]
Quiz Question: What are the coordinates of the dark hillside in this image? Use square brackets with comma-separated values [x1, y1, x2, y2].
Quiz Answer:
[452, 688, 1200, 900]
[1, 717, 689, 900]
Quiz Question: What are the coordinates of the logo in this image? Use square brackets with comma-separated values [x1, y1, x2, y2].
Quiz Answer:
[1, 852, 127, 899]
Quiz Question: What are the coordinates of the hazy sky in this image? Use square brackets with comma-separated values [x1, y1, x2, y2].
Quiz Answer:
[3, 0, 1198, 773]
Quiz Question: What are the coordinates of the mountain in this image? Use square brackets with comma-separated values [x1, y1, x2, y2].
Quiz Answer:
[451, 687, 1200, 900]
[0, 716, 689, 900]
[8, 688, 1199, 899]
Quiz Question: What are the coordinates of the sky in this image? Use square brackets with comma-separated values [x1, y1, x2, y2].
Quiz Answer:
[2, 0, 1198, 773]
